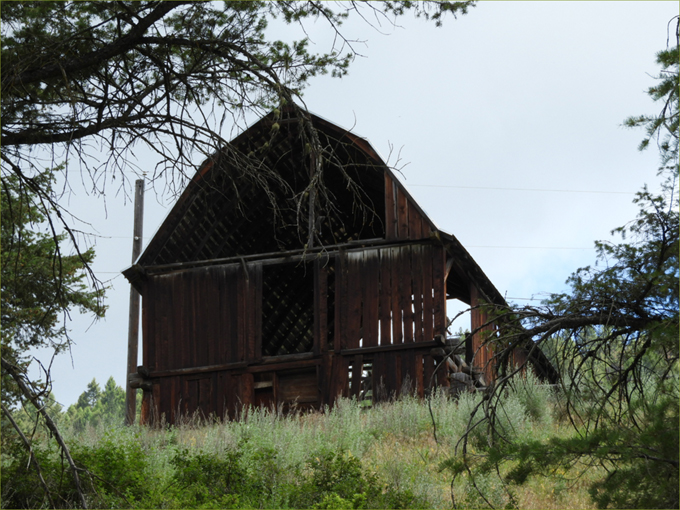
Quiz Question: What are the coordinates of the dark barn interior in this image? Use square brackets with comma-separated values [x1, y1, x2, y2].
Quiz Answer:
[124, 110, 556, 424]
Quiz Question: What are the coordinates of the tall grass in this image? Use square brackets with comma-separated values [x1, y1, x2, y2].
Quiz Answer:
[2, 376, 601, 509]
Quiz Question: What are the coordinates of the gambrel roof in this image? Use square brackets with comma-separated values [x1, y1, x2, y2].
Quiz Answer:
[125, 109, 507, 310]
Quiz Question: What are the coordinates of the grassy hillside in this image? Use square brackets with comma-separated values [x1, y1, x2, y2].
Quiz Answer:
[2, 377, 603, 509]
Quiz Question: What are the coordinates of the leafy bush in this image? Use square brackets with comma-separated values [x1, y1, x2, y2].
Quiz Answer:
[71, 432, 149, 508]
[290, 448, 427, 509]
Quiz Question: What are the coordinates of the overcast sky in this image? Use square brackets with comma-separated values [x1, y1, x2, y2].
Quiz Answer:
[31, 1, 678, 408]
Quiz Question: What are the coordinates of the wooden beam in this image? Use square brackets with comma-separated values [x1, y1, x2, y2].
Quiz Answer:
[341, 340, 439, 357]
[125, 179, 144, 426]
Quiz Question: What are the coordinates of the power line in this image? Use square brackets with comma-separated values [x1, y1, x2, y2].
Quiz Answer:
[406, 184, 636, 195]
[467, 245, 594, 250]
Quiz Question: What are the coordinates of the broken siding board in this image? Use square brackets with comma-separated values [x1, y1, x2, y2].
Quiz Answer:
[351, 354, 363, 398]
[345, 253, 363, 350]
[362, 250, 380, 348]
[402, 247, 415, 343]
[412, 246, 425, 343]
[379, 248, 393, 346]
[422, 247, 434, 343]
[391, 247, 404, 345]
[433, 246, 446, 336]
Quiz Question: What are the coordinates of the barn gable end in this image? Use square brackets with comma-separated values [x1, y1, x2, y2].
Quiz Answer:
[124, 110, 555, 424]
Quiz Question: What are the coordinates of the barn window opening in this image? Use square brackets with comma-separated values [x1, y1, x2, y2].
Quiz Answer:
[261, 262, 315, 356]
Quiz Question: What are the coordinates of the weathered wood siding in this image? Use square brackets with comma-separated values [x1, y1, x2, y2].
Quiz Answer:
[333, 244, 447, 401]
[469, 283, 496, 383]
[384, 174, 432, 240]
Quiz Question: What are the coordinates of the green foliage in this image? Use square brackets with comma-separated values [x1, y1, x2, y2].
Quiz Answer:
[71, 432, 149, 508]
[170, 447, 247, 508]
[623, 17, 679, 174]
[63, 376, 129, 431]
[1, 170, 106, 406]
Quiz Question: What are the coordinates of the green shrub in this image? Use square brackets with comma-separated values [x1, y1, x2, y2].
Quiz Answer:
[169, 447, 247, 508]
[71, 432, 149, 507]
[290, 448, 427, 509]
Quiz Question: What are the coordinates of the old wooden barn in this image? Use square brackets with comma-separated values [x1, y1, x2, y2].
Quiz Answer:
[124, 110, 555, 424]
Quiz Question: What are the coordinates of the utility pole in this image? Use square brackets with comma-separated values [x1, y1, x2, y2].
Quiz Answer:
[125, 179, 144, 425]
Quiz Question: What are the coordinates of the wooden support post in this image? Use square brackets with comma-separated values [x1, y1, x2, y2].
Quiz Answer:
[125, 179, 145, 425]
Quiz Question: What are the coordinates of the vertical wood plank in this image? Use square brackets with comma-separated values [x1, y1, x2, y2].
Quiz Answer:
[173, 274, 186, 370]
[372, 352, 387, 403]
[253, 263, 263, 363]
[245, 264, 257, 363]
[437, 359, 450, 388]
[412, 246, 424, 343]
[408, 204, 423, 239]
[215, 268, 228, 364]
[169, 376, 179, 425]
[433, 246, 446, 336]
[351, 354, 363, 398]
[391, 247, 403, 344]
[401, 351, 416, 396]
[422, 246, 434, 343]
[319, 353, 333, 406]
[424, 354, 435, 394]
[142, 281, 153, 371]
[385, 174, 397, 240]
[415, 353, 425, 398]
[240, 372, 254, 408]
[421, 217, 431, 237]
[379, 249, 392, 346]
[313, 261, 328, 355]
[237, 265, 247, 362]
[195, 270, 209, 368]
[330, 355, 349, 405]
[402, 246, 414, 343]
[470, 283, 494, 383]
[334, 252, 347, 353]
[346, 253, 362, 349]
[397, 188, 409, 240]
[228, 267, 240, 363]
[363, 250, 380, 348]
